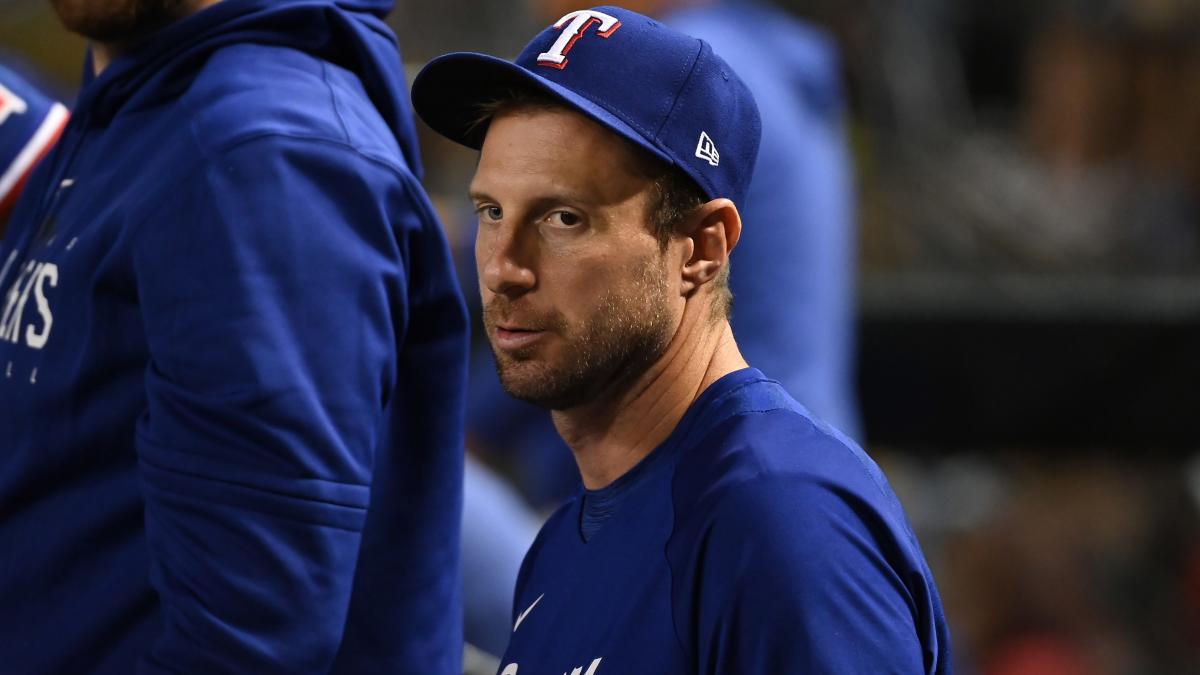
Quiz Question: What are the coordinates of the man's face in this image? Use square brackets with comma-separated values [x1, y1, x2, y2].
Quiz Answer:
[49, 0, 195, 44]
[471, 106, 681, 410]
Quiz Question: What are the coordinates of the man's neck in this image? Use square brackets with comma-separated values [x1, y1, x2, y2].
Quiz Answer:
[91, 0, 224, 76]
[552, 304, 747, 490]
[91, 45, 118, 76]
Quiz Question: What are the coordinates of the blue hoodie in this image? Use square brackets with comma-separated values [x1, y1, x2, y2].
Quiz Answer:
[0, 1, 468, 673]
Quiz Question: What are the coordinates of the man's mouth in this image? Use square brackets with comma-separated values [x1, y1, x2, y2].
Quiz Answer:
[492, 324, 547, 351]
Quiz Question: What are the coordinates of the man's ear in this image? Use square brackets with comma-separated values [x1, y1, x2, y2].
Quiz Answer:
[680, 198, 741, 295]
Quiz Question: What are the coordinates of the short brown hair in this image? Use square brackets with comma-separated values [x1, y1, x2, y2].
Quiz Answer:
[472, 90, 731, 319]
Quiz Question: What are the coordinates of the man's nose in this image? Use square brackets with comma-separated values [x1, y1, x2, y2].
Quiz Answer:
[478, 222, 536, 297]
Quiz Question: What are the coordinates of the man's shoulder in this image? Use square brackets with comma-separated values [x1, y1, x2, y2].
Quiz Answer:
[664, 394, 949, 674]
[666, 412, 948, 675]
[671, 391, 905, 536]
[179, 43, 404, 167]
[667, 399, 932, 613]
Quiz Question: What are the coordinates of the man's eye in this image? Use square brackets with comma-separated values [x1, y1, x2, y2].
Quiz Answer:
[548, 211, 581, 228]
[478, 205, 502, 221]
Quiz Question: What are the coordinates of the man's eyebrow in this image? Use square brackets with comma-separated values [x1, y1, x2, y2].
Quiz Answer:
[467, 185, 598, 208]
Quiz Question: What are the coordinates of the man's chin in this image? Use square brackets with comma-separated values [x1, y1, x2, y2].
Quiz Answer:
[50, 0, 192, 44]
[493, 357, 586, 411]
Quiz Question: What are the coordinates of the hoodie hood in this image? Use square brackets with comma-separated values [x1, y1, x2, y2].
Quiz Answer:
[78, 0, 421, 175]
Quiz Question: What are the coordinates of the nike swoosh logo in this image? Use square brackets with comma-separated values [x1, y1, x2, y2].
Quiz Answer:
[513, 593, 544, 632]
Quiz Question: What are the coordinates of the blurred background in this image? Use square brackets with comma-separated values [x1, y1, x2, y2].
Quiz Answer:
[5, 0, 1200, 672]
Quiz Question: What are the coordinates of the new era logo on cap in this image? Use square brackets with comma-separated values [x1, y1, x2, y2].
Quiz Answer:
[411, 5, 762, 206]
[695, 131, 719, 167]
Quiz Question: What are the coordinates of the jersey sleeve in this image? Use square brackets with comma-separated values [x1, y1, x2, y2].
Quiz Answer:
[129, 134, 412, 672]
[687, 476, 946, 675]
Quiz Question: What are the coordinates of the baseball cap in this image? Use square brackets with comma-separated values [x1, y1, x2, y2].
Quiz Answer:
[411, 5, 761, 207]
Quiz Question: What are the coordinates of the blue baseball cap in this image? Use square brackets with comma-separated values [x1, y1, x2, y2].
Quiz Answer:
[411, 5, 761, 207]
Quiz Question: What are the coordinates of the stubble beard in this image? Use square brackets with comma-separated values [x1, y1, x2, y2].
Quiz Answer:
[49, 0, 196, 44]
[484, 257, 675, 411]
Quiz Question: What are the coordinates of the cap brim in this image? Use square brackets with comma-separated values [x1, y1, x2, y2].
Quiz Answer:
[411, 52, 675, 167]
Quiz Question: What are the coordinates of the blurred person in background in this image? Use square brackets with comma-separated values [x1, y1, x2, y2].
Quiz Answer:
[0, 63, 67, 232]
[0, 0, 469, 673]
[460, 452, 542, 659]
[1022, 0, 1200, 271]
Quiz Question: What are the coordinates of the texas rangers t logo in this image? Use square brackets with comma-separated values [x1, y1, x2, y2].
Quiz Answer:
[537, 10, 621, 70]
[0, 82, 29, 126]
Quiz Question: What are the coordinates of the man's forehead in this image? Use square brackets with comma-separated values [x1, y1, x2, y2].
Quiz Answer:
[472, 107, 656, 199]
[482, 105, 610, 152]
[482, 105, 661, 172]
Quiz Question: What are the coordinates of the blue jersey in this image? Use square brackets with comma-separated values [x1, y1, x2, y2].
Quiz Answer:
[499, 369, 950, 674]
[0, 1, 467, 672]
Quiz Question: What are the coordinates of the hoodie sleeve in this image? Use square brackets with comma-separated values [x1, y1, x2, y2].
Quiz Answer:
[130, 133, 414, 673]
